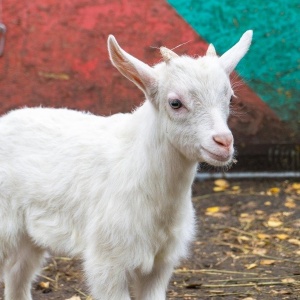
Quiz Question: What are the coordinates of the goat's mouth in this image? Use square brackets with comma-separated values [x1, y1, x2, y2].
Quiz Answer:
[201, 147, 232, 164]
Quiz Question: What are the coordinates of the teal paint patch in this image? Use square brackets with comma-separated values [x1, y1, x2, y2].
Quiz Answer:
[168, 0, 300, 128]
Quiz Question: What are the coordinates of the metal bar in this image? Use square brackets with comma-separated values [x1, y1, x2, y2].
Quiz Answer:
[195, 171, 300, 181]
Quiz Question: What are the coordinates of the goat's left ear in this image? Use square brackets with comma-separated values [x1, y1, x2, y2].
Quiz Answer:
[108, 35, 157, 99]
[219, 30, 253, 74]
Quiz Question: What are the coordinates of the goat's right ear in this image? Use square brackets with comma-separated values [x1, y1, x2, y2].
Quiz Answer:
[108, 35, 157, 99]
[219, 30, 253, 74]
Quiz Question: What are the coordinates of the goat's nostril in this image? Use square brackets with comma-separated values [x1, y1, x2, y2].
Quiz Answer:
[213, 133, 233, 148]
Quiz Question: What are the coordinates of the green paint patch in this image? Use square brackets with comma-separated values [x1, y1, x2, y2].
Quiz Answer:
[168, 0, 300, 127]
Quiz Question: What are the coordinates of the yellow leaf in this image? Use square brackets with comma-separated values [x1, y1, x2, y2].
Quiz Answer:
[275, 233, 289, 240]
[232, 185, 240, 191]
[284, 201, 296, 208]
[257, 233, 271, 240]
[267, 187, 280, 195]
[255, 210, 265, 215]
[260, 259, 276, 265]
[213, 186, 226, 192]
[281, 278, 296, 283]
[38, 281, 50, 289]
[252, 248, 267, 255]
[264, 201, 271, 206]
[295, 250, 300, 256]
[292, 183, 300, 190]
[288, 238, 300, 246]
[267, 219, 283, 228]
[206, 206, 220, 213]
[214, 179, 230, 188]
[65, 296, 81, 300]
[245, 263, 257, 270]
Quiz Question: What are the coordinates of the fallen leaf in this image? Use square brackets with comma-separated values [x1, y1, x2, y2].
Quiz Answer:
[245, 263, 257, 270]
[242, 297, 256, 300]
[267, 187, 280, 196]
[274, 233, 289, 240]
[284, 201, 296, 208]
[38, 281, 50, 289]
[264, 201, 272, 206]
[295, 250, 300, 256]
[252, 248, 267, 255]
[266, 219, 283, 228]
[65, 296, 81, 300]
[213, 186, 226, 192]
[260, 259, 276, 265]
[214, 179, 230, 188]
[292, 183, 300, 190]
[281, 278, 296, 283]
[257, 233, 271, 240]
[231, 185, 240, 191]
[255, 210, 265, 215]
[206, 206, 220, 214]
[288, 238, 300, 246]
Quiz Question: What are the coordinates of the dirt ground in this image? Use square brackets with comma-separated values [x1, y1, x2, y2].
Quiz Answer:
[1, 178, 300, 300]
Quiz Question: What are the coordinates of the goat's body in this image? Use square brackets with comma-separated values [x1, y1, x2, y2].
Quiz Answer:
[0, 31, 253, 300]
[0, 103, 196, 299]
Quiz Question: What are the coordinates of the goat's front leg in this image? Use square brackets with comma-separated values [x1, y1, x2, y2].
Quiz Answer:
[84, 257, 131, 300]
[133, 261, 174, 300]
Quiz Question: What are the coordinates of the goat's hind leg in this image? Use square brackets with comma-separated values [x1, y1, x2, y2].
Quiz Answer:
[4, 237, 46, 300]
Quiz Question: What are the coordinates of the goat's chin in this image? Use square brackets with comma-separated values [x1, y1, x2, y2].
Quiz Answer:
[199, 147, 234, 168]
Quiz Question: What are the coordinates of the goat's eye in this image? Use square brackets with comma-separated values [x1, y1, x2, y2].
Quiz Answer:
[169, 99, 182, 109]
[230, 96, 234, 103]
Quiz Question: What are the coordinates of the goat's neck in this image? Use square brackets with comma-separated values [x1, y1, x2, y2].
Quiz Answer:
[131, 101, 197, 199]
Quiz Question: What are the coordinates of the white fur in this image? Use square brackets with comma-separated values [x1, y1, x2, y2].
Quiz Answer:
[0, 30, 252, 300]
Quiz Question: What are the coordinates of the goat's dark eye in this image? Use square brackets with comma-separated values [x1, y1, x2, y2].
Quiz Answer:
[230, 96, 234, 103]
[169, 99, 182, 109]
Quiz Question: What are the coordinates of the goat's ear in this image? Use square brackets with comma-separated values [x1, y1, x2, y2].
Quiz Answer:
[219, 30, 253, 74]
[108, 35, 156, 98]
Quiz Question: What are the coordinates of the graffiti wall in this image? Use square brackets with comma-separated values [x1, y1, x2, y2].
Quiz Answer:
[0, 0, 299, 170]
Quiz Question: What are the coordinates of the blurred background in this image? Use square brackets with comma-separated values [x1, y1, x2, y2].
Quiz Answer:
[0, 0, 299, 173]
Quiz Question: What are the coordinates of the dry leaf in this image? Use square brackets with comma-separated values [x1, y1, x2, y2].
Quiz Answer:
[206, 206, 220, 214]
[292, 183, 300, 190]
[38, 281, 50, 289]
[260, 259, 276, 265]
[255, 210, 265, 215]
[267, 187, 280, 196]
[281, 278, 296, 283]
[213, 186, 226, 192]
[245, 263, 257, 269]
[284, 201, 296, 208]
[288, 238, 300, 246]
[214, 179, 229, 188]
[252, 248, 267, 255]
[295, 250, 300, 256]
[65, 296, 81, 300]
[231, 185, 240, 191]
[267, 219, 283, 228]
[242, 298, 256, 300]
[264, 201, 271, 206]
[275, 233, 289, 240]
[257, 233, 271, 240]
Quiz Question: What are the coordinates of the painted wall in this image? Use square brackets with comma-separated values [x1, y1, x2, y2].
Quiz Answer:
[168, 0, 300, 131]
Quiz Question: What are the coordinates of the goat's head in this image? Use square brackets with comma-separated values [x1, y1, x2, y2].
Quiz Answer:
[108, 31, 253, 167]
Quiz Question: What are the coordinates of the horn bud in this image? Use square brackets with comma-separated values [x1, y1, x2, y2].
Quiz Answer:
[160, 47, 179, 62]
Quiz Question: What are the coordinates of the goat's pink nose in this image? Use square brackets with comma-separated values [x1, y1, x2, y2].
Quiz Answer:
[213, 133, 233, 148]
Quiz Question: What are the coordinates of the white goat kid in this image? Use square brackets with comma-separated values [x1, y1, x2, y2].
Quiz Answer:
[0, 31, 252, 300]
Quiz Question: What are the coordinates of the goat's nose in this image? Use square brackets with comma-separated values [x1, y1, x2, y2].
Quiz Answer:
[213, 132, 233, 148]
